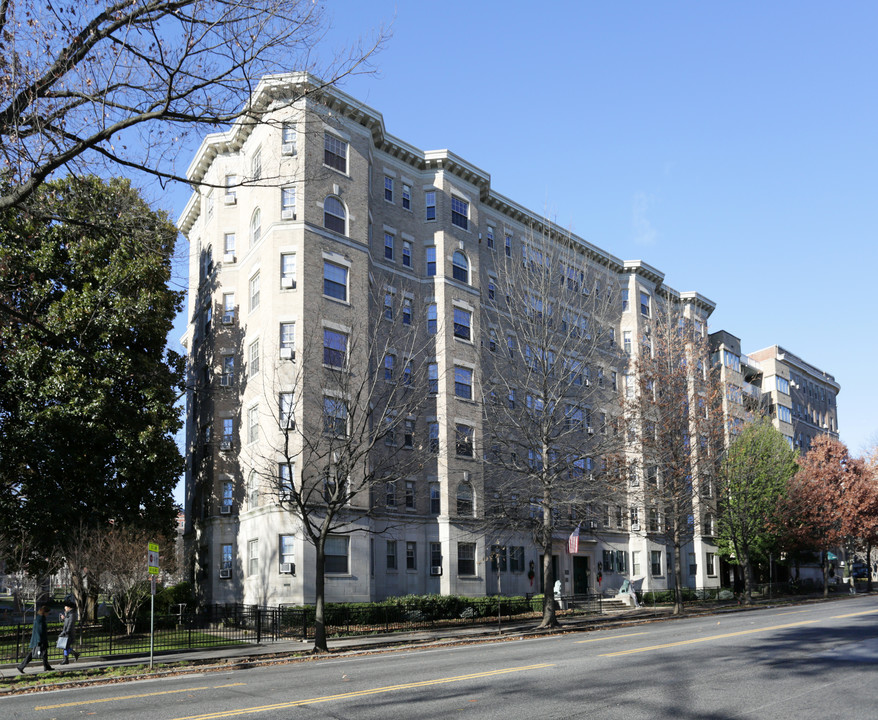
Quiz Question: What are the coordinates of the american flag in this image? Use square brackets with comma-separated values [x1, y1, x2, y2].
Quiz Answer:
[567, 523, 581, 554]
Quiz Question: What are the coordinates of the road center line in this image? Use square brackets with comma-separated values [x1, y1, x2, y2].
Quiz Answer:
[575, 632, 648, 643]
[599, 619, 820, 657]
[168, 664, 556, 720]
[832, 608, 878, 619]
[36, 685, 214, 710]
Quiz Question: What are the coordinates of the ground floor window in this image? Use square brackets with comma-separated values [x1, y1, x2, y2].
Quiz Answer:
[650, 550, 662, 576]
[458, 542, 476, 575]
[325, 536, 349, 574]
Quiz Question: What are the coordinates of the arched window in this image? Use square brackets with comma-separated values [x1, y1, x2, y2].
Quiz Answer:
[323, 196, 346, 235]
[250, 208, 261, 245]
[248, 470, 259, 509]
[452, 251, 469, 283]
[457, 481, 474, 517]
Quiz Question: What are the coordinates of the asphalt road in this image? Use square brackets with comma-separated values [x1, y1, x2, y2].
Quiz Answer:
[6, 596, 878, 720]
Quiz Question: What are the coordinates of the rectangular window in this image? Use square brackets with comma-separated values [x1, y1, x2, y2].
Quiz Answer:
[323, 328, 347, 368]
[402, 299, 412, 326]
[425, 246, 437, 276]
[688, 552, 697, 576]
[401, 480, 414, 510]
[249, 272, 260, 312]
[247, 405, 259, 444]
[510, 546, 525, 573]
[384, 176, 394, 202]
[281, 187, 296, 218]
[251, 148, 262, 181]
[425, 191, 436, 221]
[224, 232, 236, 254]
[505, 234, 512, 257]
[384, 354, 395, 382]
[323, 261, 348, 301]
[222, 292, 235, 321]
[458, 542, 476, 575]
[384, 232, 394, 261]
[279, 392, 294, 430]
[778, 405, 792, 423]
[386, 540, 397, 570]
[384, 292, 394, 320]
[324, 134, 347, 173]
[640, 291, 650, 317]
[406, 541, 417, 570]
[428, 363, 439, 394]
[385, 479, 396, 506]
[428, 422, 439, 454]
[222, 481, 233, 511]
[279, 322, 295, 356]
[430, 542, 442, 570]
[224, 175, 237, 202]
[455, 424, 474, 457]
[430, 483, 440, 514]
[323, 396, 348, 436]
[221, 543, 233, 571]
[402, 240, 412, 268]
[453, 307, 471, 341]
[623, 331, 632, 355]
[486, 226, 494, 248]
[427, 304, 437, 334]
[325, 536, 349, 574]
[248, 340, 260, 377]
[222, 417, 234, 444]
[404, 419, 415, 448]
[278, 462, 293, 499]
[279, 535, 295, 570]
[454, 366, 473, 400]
[402, 184, 411, 210]
[706, 552, 716, 576]
[632, 551, 641, 576]
[247, 538, 258, 576]
[621, 288, 629, 311]
[451, 197, 468, 229]
[651, 550, 662, 576]
[281, 121, 297, 149]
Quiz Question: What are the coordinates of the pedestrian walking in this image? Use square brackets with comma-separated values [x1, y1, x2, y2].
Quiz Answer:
[17, 605, 53, 674]
[58, 601, 80, 664]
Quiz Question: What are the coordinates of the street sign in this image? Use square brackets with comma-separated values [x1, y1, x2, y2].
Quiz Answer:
[148, 542, 160, 576]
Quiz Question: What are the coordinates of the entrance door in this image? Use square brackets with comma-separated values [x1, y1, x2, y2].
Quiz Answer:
[573, 556, 590, 594]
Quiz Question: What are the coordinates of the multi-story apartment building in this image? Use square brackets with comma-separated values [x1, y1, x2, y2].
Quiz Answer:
[178, 73, 838, 606]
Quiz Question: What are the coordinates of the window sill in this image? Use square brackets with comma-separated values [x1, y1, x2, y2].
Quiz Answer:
[322, 164, 350, 179]
[322, 294, 351, 307]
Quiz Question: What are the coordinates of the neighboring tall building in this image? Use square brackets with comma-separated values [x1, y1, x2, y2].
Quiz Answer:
[178, 73, 839, 606]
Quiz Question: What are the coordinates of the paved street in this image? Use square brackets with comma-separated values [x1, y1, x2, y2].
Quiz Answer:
[4, 596, 878, 719]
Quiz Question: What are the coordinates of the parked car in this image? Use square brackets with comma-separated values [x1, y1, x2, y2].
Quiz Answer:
[850, 563, 868, 579]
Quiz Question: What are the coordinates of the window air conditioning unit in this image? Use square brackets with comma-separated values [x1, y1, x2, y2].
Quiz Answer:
[281, 209, 295, 220]
[220, 440, 232, 450]
[430, 566, 443, 576]
[223, 193, 236, 205]
[281, 276, 295, 288]
[281, 143, 296, 156]
[220, 376, 232, 387]
[279, 562, 295, 574]
[279, 347, 295, 360]
[220, 505, 232, 515]
[222, 313, 234, 325]
[219, 568, 232, 579]
[631, 523, 641, 532]
[223, 252, 236, 264]
[587, 427, 594, 435]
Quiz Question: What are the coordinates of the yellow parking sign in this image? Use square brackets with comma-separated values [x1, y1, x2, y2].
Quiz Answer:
[148, 542, 160, 575]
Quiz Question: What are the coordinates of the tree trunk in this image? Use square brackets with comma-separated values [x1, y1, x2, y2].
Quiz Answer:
[822, 553, 830, 598]
[313, 542, 328, 653]
[867, 543, 873, 594]
[671, 535, 684, 615]
[537, 541, 558, 628]
[741, 549, 754, 606]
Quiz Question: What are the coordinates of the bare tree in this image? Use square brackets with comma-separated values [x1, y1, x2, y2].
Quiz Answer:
[0, 0, 387, 210]
[624, 293, 724, 615]
[0, 526, 62, 615]
[481, 223, 623, 628]
[246, 282, 432, 652]
[98, 525, 174, 635]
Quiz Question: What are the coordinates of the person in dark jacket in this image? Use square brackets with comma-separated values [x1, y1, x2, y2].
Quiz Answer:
[59, 601, 80, 664]
[17, 605, 53, 673]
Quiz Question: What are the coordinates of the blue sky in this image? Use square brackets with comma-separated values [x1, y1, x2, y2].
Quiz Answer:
[168, 2, 877, 499]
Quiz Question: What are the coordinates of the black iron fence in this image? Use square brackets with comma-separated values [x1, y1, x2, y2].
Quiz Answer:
[0, 594, 604, 663]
